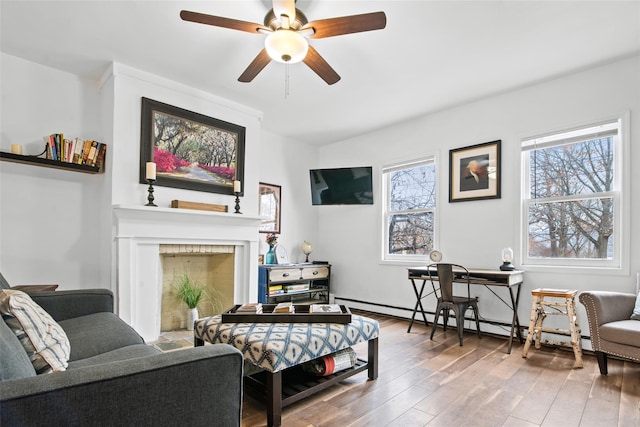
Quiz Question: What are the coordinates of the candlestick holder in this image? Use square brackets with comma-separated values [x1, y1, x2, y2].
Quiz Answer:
[234, 192, 242, 214]
[145, 179, 157, 207]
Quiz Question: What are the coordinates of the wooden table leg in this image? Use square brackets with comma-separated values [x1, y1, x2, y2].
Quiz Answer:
[266, 370, 283, 427]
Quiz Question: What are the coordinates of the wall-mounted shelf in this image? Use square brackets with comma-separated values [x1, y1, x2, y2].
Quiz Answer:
[0, 151, 101, 174]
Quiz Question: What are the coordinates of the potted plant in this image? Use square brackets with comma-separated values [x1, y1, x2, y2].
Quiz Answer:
[174, 272, 207, 331]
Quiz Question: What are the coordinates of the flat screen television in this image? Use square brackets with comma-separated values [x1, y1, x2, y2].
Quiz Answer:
[309, 166, 373, 205]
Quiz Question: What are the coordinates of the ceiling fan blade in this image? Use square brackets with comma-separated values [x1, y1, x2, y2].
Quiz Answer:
[307, 11, 386, 39]
[180, 10, 267, 34]
[303, 46, 340, 85]
[238, 49, 272, 83]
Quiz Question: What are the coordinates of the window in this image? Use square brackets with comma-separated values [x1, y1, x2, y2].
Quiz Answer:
[382, 158, 437, 261]
[521, 118, 624, 268]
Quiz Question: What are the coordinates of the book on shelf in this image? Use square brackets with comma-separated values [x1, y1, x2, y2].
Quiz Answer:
[285, 283, 309, 292]
[236, 303, 263, 313]
[310, 304, 342, 314]
[273, 301, 294, 313]
[41, 134, 106, 170]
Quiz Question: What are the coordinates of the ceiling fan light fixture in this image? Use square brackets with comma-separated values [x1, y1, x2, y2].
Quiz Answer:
[265, 29, 308, 63]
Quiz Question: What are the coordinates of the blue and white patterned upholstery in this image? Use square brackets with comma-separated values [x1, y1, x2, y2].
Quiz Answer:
[194, 314, 379, 373]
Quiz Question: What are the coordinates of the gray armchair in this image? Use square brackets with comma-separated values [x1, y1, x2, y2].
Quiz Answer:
[579, 291, 640, 375]
[1, 282, 243, 426]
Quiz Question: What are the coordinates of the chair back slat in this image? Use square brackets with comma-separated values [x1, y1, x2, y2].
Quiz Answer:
[427, 263, 471, 302]
[437, 264, 455, 302]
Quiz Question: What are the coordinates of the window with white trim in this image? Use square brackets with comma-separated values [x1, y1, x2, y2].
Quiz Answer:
[521, 119, 623, 268]
[382, 158, 436, 261]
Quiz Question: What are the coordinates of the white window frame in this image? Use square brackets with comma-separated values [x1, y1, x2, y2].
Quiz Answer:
[381, 156, 437, 263]
[520, 113, 629, 272]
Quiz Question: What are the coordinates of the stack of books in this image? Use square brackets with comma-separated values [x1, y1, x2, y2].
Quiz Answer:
[285, 283, 309, 294]
[236, 303, 263, 313]
[269, 285, 284, 296]
[273, 302, 294, 313]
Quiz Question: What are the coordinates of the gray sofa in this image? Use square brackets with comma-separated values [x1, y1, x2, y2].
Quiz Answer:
[0, 278, 243, 426]
[579, 291, 640, 375]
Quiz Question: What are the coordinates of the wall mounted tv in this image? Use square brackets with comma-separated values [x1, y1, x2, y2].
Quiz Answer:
[309, 166, 374, 205]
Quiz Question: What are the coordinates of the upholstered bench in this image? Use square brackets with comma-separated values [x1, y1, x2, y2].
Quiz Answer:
[194, 314, 379, 427]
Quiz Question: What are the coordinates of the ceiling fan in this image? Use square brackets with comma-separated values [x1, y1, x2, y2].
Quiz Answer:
[180, 0, 386, 85]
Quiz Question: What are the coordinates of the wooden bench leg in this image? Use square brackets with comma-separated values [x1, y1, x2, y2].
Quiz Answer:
[567, 296, 583, 368]
[522, 295, 540, 357]
[266, 370, 283, 427]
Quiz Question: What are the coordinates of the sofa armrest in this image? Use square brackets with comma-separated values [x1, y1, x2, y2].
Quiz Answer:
[29, 289, 114, 321]
[1, 344, 243, 427]
[579, 291, 636, 329]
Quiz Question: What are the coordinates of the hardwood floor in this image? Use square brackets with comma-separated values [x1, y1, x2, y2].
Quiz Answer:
[156, 311, 640, 426]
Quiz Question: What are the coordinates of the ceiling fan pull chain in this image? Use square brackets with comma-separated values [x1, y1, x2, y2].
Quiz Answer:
[285, 63, 290, 99]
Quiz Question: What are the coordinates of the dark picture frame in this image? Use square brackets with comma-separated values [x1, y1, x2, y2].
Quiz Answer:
[449, 140, 501, 202]
[139, 97, 246, 195]
[258, 182, 281, 234]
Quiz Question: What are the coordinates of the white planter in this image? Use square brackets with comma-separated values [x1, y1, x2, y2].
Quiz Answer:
[187, 307, 199, 331]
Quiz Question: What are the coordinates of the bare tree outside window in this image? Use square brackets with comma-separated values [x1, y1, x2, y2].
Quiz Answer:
[384, 160, 436, 258]
[523, 120, 620, 265]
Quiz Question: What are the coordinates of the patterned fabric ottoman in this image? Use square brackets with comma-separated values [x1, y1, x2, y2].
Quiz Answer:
[194, 314, 379, 427]
[194, 314, 379, 372]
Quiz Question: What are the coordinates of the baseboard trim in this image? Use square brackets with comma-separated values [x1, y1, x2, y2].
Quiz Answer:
[334, 296, 591, 342]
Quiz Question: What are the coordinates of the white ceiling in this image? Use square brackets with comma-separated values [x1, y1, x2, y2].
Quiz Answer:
[2, 1, 639, 145]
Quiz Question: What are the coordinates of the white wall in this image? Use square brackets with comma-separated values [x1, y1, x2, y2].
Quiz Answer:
[258, 131, 320, 263]
[0, 53, 110, 288]
[317, 56, 640, 337]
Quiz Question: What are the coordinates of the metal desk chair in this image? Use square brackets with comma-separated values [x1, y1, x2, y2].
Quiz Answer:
[428, 263, 481, 346]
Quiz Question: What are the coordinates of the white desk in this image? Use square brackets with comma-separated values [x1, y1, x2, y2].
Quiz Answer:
[407, 267, 525, 354]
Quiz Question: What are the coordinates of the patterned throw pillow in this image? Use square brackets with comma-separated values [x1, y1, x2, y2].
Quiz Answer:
[632, 293, 640, 320]
[0, 289, 70, 373]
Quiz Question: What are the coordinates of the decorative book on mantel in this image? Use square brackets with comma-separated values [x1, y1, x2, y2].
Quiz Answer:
[42, 133, 107, 171]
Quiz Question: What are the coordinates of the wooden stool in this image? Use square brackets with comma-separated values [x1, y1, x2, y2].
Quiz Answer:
[522, 288, 583, 368]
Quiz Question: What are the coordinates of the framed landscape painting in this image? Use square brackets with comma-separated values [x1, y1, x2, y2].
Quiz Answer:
[449, 140, 501, 202]
[140, 97, 246, 195]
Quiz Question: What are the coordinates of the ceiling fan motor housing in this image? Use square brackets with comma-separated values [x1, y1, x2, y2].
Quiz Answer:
[264, 8, 308, 30]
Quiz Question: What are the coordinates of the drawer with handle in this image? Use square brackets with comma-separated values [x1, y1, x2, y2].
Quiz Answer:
[269, 268, 303, 283]
[301, 266, 330, 280]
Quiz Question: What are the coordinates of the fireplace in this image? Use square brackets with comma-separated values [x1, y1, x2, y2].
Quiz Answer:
[113, 205, 260, 341]
[159, 244, 235, 331]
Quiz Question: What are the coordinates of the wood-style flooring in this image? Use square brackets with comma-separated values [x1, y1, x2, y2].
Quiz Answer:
[156, 311, 640, 427]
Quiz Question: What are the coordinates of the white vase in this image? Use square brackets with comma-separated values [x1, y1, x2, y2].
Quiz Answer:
[187, 307, 199, 331]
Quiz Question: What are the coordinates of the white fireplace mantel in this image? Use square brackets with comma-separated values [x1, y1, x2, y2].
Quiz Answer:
[113, 205, 261, 341]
